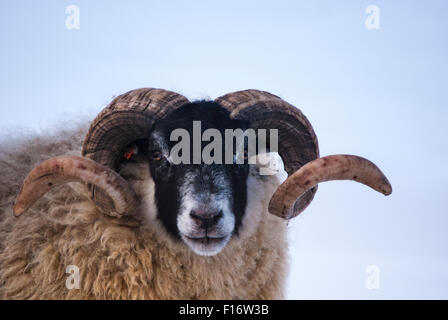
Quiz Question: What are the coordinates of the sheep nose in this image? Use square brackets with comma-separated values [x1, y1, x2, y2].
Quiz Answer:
[190, 210, 223, 229]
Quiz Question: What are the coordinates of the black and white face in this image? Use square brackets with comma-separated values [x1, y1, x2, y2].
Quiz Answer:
[134, 102, 250, 256]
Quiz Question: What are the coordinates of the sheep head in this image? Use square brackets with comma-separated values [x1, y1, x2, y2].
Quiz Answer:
[13, 88, 392, 255]
[125, 101, 252, 255]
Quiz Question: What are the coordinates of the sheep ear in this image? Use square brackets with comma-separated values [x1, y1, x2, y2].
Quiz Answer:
[249, 152, 287, 178]
[13, 156, 139, 218]
[268, 154, 392, 219]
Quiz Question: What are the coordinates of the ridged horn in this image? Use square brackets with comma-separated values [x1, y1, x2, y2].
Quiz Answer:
[82, 88, 189, 214]
[14, 88, 190, 217]
[13, 156, 139, 218]
[216, 89, 320, 218]
[268, 155, 392, 219]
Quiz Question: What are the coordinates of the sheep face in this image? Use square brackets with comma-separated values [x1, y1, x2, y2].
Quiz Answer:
[129, 102, 251, 256]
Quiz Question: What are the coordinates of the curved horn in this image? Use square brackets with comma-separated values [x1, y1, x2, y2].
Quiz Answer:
[13, 156, 139, 218]
[268, 155, 392, 219]
[82, 88, 189, 214]
[216, 89, 320, 217]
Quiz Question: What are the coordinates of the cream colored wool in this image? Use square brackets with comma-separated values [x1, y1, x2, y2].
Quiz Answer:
[0, 125, 289, 300]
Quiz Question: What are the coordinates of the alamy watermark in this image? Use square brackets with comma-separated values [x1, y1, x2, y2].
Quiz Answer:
[168, 121, 279, 175]
[66, 265, 80, 289]
[65, 5, 80, 30]
[365, 5, 380, 30]
[365, 264, 380, 290]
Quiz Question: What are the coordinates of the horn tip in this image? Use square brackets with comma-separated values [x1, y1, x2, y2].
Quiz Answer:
[13, 204, 24, 217]
[380, 177, 392, 196]
[383, 185, 392, 196]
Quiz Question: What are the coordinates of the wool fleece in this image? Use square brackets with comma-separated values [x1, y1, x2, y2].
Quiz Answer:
[0, 125, 289, 299]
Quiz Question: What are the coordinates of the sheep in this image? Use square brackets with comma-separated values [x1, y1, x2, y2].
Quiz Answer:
[0, 88, 392, 299]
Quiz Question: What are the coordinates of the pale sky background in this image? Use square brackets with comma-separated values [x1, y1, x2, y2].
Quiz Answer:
[0, 1, 447, 299]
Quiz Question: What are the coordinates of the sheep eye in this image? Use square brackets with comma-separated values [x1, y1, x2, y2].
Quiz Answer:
[151, 150, 163, 161]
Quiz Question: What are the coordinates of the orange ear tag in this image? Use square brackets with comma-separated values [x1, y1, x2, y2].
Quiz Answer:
[123, 145, 138, 160]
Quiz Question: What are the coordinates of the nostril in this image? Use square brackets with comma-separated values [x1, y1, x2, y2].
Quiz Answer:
[189, 211, 202, 222]
[214, 211, 223, 223]
[190, 210, 223, 227]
